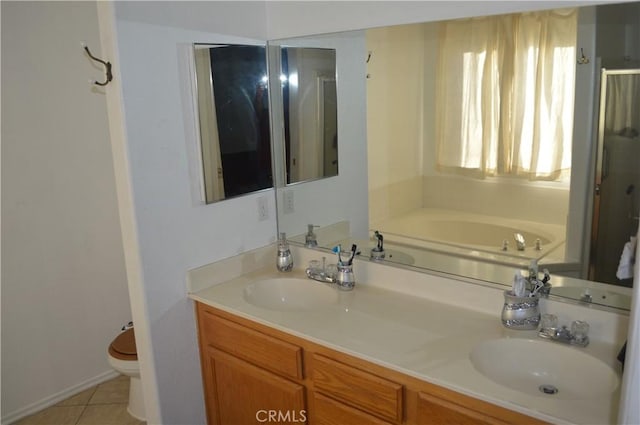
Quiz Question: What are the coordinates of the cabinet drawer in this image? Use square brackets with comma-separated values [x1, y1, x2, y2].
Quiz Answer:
[418, 391, 508, 425]
[312, 354, 403, 423]
[313, 392, 392, 425]
[199, 309, 303, 380]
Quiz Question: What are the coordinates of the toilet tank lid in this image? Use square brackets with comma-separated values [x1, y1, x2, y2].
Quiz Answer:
[110, 328, 136, 356]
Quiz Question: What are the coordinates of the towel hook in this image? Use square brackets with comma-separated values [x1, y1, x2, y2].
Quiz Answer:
[83, 44, 113, 86]
[577, 48, 590, 65]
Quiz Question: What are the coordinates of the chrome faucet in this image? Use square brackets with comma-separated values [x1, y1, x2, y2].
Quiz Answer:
[513, 233, 526, 251]
[538, 314, 589, 347]
[305, 257, 336, 284]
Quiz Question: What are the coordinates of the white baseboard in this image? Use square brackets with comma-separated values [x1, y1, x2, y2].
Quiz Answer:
[2, 369, 120, 425]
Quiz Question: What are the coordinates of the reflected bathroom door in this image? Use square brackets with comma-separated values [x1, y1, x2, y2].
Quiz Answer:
[589, 69, 640, 286]
[320, 78, 338, 176]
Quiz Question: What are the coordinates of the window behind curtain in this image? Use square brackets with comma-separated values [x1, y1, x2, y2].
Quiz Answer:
[435, 9, 577, 181]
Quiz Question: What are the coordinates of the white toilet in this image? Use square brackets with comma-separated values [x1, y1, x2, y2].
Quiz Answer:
[107, 328, 145, 421]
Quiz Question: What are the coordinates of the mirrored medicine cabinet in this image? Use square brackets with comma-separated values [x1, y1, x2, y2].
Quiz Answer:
[193, 43, 273, 204]
[193, 43, 340, 206]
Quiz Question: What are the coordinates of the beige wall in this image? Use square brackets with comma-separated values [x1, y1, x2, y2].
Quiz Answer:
[366, 24, 426, 224]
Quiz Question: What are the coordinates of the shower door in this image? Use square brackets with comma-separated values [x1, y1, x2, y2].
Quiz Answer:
[589, 69, 640, 286]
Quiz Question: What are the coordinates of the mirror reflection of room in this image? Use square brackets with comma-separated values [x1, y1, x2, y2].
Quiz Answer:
[367, 9, 576, 271]
[365, 4, 639, 292]
[194, 44, 272, 204]
[281, 47, 338, 184]
[274, 2, 639, 310]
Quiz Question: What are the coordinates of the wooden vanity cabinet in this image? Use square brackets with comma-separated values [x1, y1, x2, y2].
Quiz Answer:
[195, 302, 546, 425]
[204, 348, 306, 425]
[197, 305, 307, 425]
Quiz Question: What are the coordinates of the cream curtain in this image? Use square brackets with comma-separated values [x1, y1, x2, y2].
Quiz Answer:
[435, 9, 577, 180]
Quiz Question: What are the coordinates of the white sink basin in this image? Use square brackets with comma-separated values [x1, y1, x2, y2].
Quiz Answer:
[470, 338, 619, 399]
[243, 278, 338, 311]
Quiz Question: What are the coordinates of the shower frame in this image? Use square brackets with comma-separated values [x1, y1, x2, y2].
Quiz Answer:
[588, 67, 640, 285]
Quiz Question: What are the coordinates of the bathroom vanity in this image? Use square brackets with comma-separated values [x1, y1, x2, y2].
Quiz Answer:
[195, 302, 545, 425]
[188, 245, 626, 425]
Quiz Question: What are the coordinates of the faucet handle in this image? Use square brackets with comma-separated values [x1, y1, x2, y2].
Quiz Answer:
[308, 260, 322, 272]
[501, 239, 509, 251]
[535, 238, 542, 251]
[540, 313, 558, 329]
[571, 320, 590, 344]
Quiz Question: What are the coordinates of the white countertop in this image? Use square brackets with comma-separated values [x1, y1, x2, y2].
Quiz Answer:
[189, 261, 623, 425]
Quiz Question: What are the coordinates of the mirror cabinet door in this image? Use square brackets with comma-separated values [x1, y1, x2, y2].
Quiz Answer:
[193, 44, 273, 204]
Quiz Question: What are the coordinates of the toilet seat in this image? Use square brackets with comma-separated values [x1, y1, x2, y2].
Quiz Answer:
[109, 328, 137, 361]
[107, 327, 145, 420]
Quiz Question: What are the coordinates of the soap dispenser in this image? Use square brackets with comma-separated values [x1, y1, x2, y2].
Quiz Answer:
[305, 224, 319, 248]
[276, 232, 293, 272]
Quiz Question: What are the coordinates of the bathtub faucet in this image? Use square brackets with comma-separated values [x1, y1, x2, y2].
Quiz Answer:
[513, 233, 526, 251]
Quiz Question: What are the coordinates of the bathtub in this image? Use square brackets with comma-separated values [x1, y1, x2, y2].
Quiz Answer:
[372, 208, 566, 264]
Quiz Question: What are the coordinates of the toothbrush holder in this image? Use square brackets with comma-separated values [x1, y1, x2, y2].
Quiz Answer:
[501, 290, 540, 330]
[336, 264, 355, 291]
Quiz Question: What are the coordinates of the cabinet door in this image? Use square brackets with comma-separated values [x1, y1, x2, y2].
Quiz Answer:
[199, 309, 303, 380]
[206, 348, 307, 425]
[417, 391, 508, 425]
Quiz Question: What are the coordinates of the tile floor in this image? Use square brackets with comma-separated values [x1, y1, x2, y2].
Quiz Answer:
[14, 375, 144, 425]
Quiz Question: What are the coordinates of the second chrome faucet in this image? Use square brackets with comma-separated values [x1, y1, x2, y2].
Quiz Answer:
[538, 314, 590, 347]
